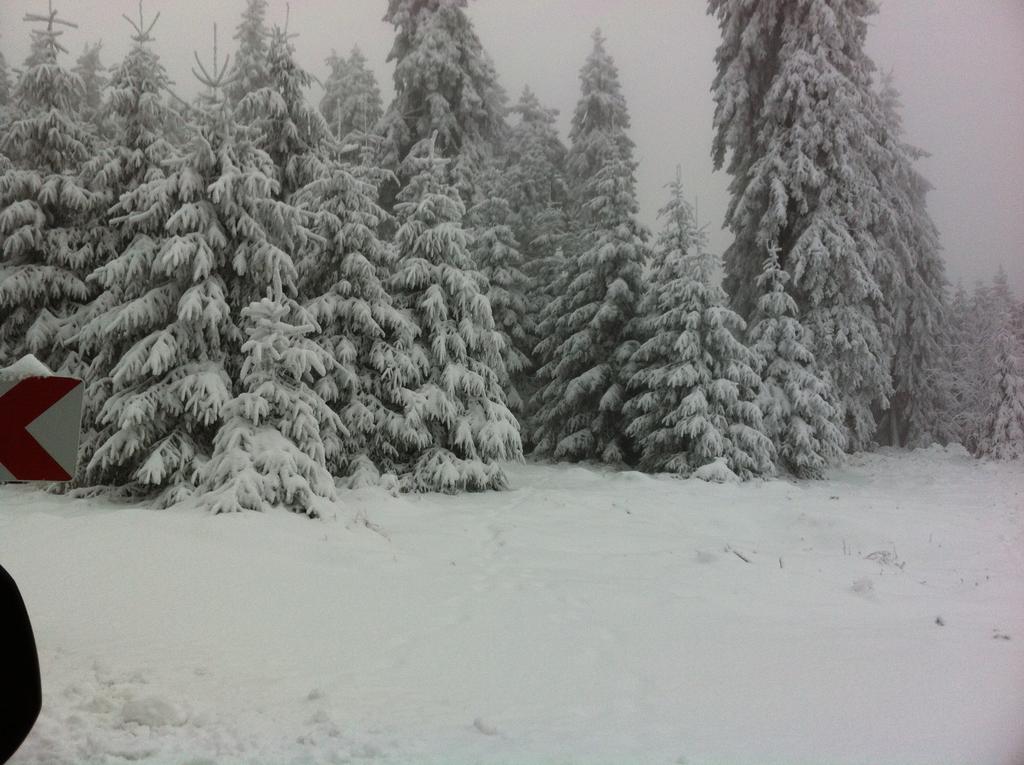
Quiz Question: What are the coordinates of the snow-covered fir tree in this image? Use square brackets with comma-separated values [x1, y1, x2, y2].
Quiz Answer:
[502, 86, 569, 356]
[74, 41, 107, 132]
[292, 156, 419, 486]
[953, 280, 1002, 451]
[624, 172, 773, 478]
[975, 323, 1024, 461]
[226, 0, 271, 106]
[990, 266, 1016, 322]
[748, 244, 845, 478]
[503, 86, 568, 267]
[197, 29, 343, 514]
[874, 73, 953, 448]
[320, 50, 348, 132]
[320, 46, 383, 151]
[949, 273, 1020, 453]
[1012, 293, 1024, 353]
[709, 0, 901, 450]
[387, 137, 522, 492]
[378, 0, 506, 204]
[466, 165, 532, 412]
[84, 32, 336, 511]
[531, 30, 647, 464]
[947, 282, 979, 449]
[200, 294, 341, 515]
[72, 5, 181, 487]
[237, 24, 331, 199]
[0, 38, 11, 111]
[0, 6, 97, 369]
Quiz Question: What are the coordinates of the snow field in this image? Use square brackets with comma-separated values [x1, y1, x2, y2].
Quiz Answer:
[1, 445, 1022, 765]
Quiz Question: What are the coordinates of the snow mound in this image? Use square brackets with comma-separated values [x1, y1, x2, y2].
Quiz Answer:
[692, 458, 740, 483]
[851, 577, 876, 599]
[121, 696, 188, 727]
[0, 353, 53, 380]
[619, 470, 651, 481]
[472, 717, 499, 736]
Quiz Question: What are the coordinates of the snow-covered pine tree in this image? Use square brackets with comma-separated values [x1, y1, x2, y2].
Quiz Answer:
[624, 171, 773, 478]
[466, 165, 531, 413]
[292, 156, 417, 486]
[378, 0, 506, 205]
[237, 23, 332, 199]
[0, 5, 96, 369]
[85, 28, 337, 512]
[503, 86, 569, 267]
[74, 41, 107, 133]
[947, 282, 979, 449]
[200, 293, 342, 515]
[320, 46, 383, 152]
[975, 323, 1024, 461]
[874, 73, 953, 448]
[387, 136, 522, 492]
[531, 29, 647, 464]
[0, 37, 11, 111]
[72, 4, 181, 487]
[1012, 293, 1024, 353]
[749, 244, 845, 478]
[991, 266, 1016, 321]
[949, 273, 1019, 453]
[225, 0, 271, 106]
[198, 26, 341, 514]
[502, 86, 569, 356]
[709, 0, 898, 450]
[320, 50, 348, 130]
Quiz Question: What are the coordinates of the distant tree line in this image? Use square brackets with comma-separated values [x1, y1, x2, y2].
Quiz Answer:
[0, 0, 1020, 513]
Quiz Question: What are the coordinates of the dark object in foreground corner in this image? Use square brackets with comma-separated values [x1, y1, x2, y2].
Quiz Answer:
[0, 564, 41, 764]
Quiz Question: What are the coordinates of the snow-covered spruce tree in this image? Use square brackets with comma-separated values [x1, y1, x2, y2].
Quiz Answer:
[378, 0, 506, 205]
[624, 172, 773, 478]
[320, 46, 383, 150]
[709, 0, 898, 450]
[953, 280, 1005, 452]
[502, 86, 569, 354]
[199, 293, 341, 515]
[949, 274, 1019, 453]
[237, 24, 332, 200]
[200, 35, 343, 515]
[74, 41, 107, 133]
[225, 0, 271, 106]
[873, 73, 953, 448]
[0, 37, 11, 111]
[0, 6, 96, 369]
[292, 158, 418, 486]
[748, 244, 845, 478]
[85, 33, 337, 511]
[1012, 295, 1024, 353]
[503, 86, 569, 268]
[72, 6, 181, 487]
[199, 291, 341, 515]
[531, 29, 647, 464]
[947, 283, 979, 448]
[466, 165, 531, 413]
[990, 266, 1016, 325]
[320, 50, 348, 131]
[387, 137, 521, 492]
[975, 324, 1024, 461]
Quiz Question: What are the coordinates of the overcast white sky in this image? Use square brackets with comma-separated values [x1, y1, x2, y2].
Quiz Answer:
[2, 0, 1022, 295]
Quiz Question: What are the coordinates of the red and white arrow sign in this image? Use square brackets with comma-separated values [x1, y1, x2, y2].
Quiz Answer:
[0, 376, 84, 482]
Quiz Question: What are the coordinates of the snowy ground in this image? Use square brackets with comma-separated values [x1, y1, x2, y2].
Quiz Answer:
[1, 445, 1023, 765]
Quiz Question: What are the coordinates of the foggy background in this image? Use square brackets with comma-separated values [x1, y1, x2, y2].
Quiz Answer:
[2, 0, 1021, 294]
